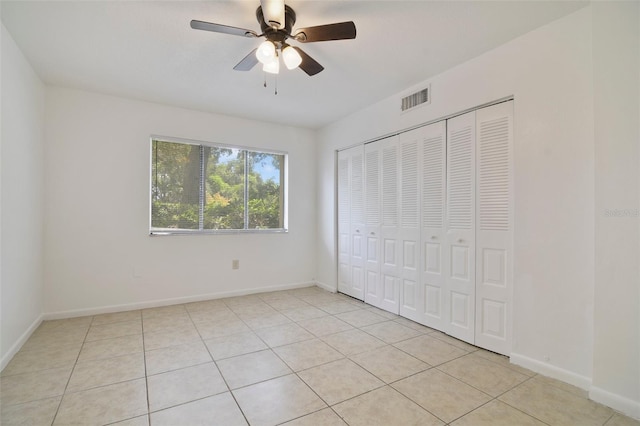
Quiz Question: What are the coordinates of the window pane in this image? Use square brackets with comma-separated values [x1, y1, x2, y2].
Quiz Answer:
[248, 152, 284, 229]
[151, 141, 200, 230]
[151, 139, 287, 234]
[204, 147, 245, 230]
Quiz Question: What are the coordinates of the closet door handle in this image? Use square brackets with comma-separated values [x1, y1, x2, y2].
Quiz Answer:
[431, 236, 437, 240]
[355, 229, 360, 233]
[458, 238, 464, 243]
[370, 232, 376, 236]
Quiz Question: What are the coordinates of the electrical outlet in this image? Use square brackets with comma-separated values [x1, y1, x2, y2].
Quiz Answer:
[232, 259, 239, 270]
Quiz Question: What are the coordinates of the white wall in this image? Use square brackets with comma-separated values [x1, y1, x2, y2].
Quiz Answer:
[591, 2, 640, 417]
[318, 4, 638, 417]
[1, 23, 46, 368]
[44, 87, 317, 316]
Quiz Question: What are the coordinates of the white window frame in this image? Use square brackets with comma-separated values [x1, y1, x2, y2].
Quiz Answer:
[149, 135, 288, 235]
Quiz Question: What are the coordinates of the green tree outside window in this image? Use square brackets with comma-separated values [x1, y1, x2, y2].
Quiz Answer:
[151, 140, 285, 232]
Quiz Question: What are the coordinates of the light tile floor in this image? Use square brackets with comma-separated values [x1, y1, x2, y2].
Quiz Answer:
[1, 286, 638, 426]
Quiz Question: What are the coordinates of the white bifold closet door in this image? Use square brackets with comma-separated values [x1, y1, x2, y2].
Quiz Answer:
[398, 121, 447, 328]
[446, 111, 477, 344]
[364, 136, 400, 313]
[337, 145, 365, 301]
[421, 121, 448, 330]
[474, 101, 513, 354]
[337, 100, 513, 355]
[443, 101, 514, 350]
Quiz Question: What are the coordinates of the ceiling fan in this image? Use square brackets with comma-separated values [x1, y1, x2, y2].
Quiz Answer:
[190, 0, 356, 76]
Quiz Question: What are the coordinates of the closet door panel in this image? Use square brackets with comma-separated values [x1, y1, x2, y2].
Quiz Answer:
[382, 235, 399, 308]
[398, 128, 421, 320]
[475, 101, 513, 355]
[379, 136, 400, 313]
[419, 121, 447, 329]
[337, 146, 365, 301]
[350, 146, 365, 300]
[400, 239, 419, 319]
[364, 136, 400, 313]
[446, 111, 476, 344]
[337, 151, 352, 296]
[364, 142, 382, 307]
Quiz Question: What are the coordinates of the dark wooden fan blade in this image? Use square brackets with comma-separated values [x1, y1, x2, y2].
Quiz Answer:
[294, 21, 356, 43]
[293, 47, 324, 76]
[233, 49, 259, 71]
[190, 20, 258, 38]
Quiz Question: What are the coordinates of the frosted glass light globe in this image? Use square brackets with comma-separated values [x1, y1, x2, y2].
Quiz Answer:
[263, 57, 280, 74]
[256, 41, 276, 64]
[282, 46, 302, 70]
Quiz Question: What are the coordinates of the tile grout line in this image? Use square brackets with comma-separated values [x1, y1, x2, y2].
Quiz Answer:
[140, 310, 151, 426]
[397, 351, 538, 424]
[224, 292, 354, 424]
[271, 295, 437, 425]
[334, 312, 484, 425]
[198, 290, 441, 424]
[602, 412, 616, 426]
[382, 379, 450, 425]
[390, 337, 471, 368]
[46, 312, 148, 425]
[186, 301, 252, 426]
[267, 294, 352, 424]
[49, 315, 95, 426]
[490, 375, 554, 426]
[347, 350, 430, 386]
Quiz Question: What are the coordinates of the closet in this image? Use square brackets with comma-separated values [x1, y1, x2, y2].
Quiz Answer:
[337, 100, 513, 356]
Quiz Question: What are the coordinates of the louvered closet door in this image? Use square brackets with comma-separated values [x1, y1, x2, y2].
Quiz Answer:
[337, 149, 351, 297]
[364, 141, 382, 307]
[475, 101, 513, 355]
[419, 121, 447, 329]
[350, 146, 365, 300]
[337, 146, 364, 300]
[398, 128, 421, 321]
[363, 136, 400, 313]
[378, 136, 400, 313]
[446, 111, 476, 344]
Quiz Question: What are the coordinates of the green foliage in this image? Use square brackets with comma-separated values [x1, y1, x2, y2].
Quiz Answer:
[151, 140, 283, 231]
[151, 202, 199, 229]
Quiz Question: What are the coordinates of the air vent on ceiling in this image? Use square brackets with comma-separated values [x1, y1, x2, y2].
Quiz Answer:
[401, 86, 430, 112]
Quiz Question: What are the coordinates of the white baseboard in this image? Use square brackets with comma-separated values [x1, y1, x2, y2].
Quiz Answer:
[44, 281, 317, 320]
[1, 313, 44, 371]
[509, 352, 592, 390]
[510, 353, 640, 419]
[3, 282, 321, 369]
[590, 386, 640, 420]
[315, 281, 337, 293]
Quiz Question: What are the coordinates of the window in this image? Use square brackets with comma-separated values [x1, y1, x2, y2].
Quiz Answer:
[150, 138, 287, 234]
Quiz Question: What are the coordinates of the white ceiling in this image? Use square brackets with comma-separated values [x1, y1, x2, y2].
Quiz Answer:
[1, 0, 587, 129]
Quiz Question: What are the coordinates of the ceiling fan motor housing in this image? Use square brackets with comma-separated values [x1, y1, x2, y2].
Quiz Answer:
[257, 5, 296, 44]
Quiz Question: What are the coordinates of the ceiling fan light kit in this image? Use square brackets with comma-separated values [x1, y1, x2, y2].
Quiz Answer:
[190, 0, 356, 79]
[282, 45, 302, 70]
[256, 40, 277, 64]
[263, 55, 280, 74]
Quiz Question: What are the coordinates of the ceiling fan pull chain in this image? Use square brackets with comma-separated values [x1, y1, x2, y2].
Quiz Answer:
[275, 75, 278, 95]
[263, 73, 267, 88]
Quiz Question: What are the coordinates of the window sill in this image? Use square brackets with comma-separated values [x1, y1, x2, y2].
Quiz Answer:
[149, 228, 288, 236]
